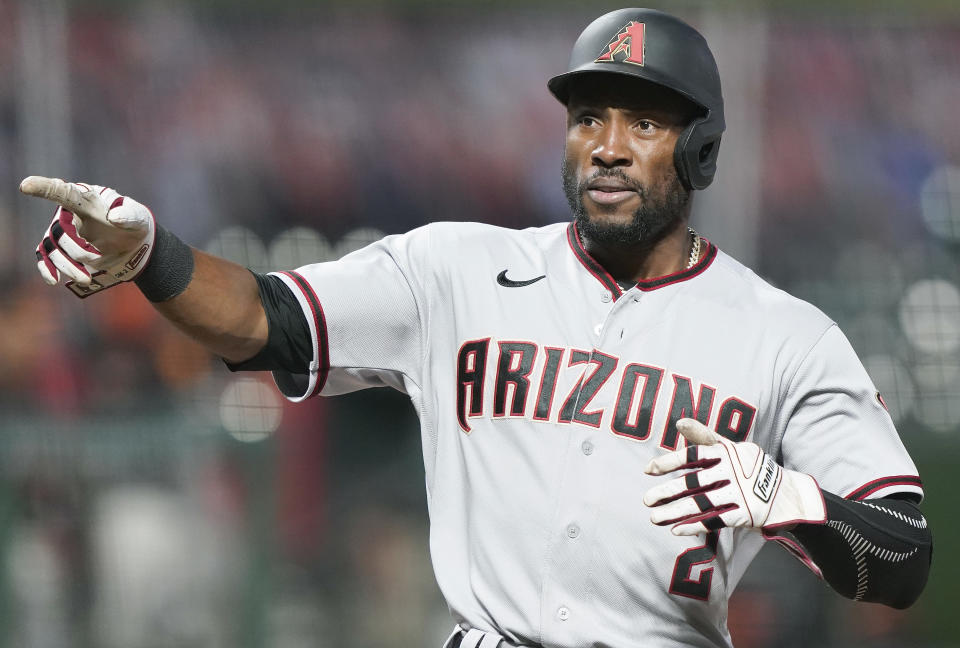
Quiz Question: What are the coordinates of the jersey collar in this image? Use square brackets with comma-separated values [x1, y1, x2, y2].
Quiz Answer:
[566, 221, 717, 298]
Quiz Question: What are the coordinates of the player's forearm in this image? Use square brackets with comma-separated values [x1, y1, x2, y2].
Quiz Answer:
[138, 234, 268, 364]
[792, 492, 932, 609]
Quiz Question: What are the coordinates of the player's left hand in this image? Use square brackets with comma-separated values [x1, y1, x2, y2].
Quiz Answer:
[642, 418, 826, 536]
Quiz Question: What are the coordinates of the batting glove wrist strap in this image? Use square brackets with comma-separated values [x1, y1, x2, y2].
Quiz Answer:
[643, 418, 827, 536]
[134, 225, 195, 302]
[764, 465, 826, 529]
[23, 177, 155, 298]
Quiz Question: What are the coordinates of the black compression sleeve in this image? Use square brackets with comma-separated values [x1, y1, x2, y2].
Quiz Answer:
[224, 271, 312, 374]
[791, 492, 932, 609]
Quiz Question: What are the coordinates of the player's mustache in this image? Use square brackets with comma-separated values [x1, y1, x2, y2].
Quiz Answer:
[580, 169, 647, 197]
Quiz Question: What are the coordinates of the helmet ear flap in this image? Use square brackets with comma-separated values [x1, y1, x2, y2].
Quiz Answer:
[673, 115, 723, 191]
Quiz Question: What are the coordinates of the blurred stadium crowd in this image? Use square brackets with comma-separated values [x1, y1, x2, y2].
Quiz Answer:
[0, 1, 958, 647]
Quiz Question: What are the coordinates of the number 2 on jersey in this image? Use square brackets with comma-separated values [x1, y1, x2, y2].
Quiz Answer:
[669, 532, 719, 600]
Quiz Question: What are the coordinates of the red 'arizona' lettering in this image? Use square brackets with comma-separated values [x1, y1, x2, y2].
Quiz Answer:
[455, 340, 757, 443]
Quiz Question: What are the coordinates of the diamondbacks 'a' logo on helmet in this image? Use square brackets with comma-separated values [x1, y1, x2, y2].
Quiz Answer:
[595, 21, 645, 66]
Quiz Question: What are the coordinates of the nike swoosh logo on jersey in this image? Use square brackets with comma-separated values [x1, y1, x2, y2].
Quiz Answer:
[497, 270, 546, 288]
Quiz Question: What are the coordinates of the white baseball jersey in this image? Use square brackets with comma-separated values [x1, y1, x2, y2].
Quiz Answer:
[269, 221, 922, 648]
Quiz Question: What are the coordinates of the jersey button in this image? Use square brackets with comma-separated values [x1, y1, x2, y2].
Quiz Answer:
[600, 292, 612, 303]
[581, 440, 594, 455]
[557, 606, 570, 621]
[566, 524, 580, 539]
[593, 323, 603, 336]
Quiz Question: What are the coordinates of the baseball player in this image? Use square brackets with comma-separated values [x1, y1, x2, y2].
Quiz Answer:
[22, 8, 931, 648]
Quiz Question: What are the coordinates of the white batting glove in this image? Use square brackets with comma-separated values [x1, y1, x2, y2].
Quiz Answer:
[21, 176, 155, 298]
[643, 418, 826, 536]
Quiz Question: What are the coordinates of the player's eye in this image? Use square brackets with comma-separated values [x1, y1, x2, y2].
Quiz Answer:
[636, 120, 655, 132]
[577, 114, 600, 127]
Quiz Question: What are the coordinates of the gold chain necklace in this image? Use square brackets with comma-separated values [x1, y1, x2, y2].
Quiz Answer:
[687, 227, 701, 269]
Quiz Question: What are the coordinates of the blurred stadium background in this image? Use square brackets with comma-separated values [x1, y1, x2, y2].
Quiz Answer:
[0, 0, 958, 646]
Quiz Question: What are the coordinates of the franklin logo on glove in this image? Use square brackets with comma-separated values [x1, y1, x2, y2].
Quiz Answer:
[754, 455, 782, 503]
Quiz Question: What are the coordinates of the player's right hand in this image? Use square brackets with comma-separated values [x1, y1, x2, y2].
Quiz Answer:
[21, 176, 156, 298]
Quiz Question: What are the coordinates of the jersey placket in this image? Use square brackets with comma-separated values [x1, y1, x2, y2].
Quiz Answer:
[537, 287, 623, 645]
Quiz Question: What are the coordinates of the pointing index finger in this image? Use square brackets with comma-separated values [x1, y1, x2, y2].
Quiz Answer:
[20, 176, 88, 213]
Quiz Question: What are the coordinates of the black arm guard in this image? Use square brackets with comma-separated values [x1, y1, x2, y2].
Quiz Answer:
[224, 271, 312, 374]
[792, 492, 932, 609]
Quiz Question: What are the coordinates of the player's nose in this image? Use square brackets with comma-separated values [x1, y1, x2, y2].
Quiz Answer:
[591, 122, 632, 169]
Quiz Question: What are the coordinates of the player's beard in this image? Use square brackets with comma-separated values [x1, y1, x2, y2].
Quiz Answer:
[562, 160, 690, 247]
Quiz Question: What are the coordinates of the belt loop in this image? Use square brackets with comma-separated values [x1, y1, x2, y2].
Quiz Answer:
[479, 634, 503, 648]
[461, 629, 487, 648]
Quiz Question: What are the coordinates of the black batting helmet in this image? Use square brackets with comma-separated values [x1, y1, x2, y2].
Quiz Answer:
[548, 8, 724, 191]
